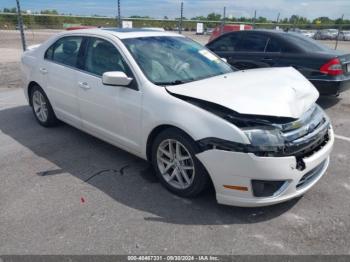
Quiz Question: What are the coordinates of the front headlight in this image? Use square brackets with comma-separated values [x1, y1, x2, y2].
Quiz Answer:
[243, 127, 284, 152]
[198, 127, 285, 156]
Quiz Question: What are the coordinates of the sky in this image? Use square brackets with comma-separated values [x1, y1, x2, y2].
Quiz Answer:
[1, 0, 349, 20]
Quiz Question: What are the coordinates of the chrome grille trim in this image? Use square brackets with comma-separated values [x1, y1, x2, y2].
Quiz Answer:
[277, 105, 330, 158]
[281, 105, 327, 142]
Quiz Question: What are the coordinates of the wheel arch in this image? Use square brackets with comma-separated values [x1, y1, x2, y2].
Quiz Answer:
[146, 124, 196, 162]
[27, 81, 41, 106]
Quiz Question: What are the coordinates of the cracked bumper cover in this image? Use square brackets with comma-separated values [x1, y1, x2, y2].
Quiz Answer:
[196, 127, 334, 207]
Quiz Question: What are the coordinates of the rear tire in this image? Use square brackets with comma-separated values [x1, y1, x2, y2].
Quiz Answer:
[30, 85, 58, 127]
[151, 128, 210, 198]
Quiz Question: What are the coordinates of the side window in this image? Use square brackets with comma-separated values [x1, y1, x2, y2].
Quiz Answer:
[265, 38, 283, 53]
[266, 37, 297, 53]
[84, 38, 131, 77]
[45, 36, 82, 68]
[236, 33, 269, 52]
[207, 33, 241, 51]
[44, 45, 54, 60]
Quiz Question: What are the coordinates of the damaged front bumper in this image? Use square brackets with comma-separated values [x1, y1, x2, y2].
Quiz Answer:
[196, 127, 334, 207]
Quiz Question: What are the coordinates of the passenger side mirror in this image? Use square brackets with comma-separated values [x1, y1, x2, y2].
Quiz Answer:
[221, 57, 228, 63]
[102, 71, 133, 86]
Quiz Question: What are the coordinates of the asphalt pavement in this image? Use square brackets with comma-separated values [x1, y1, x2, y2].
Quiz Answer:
[0, 87, 350, 255]
[1, 29, 350, 255]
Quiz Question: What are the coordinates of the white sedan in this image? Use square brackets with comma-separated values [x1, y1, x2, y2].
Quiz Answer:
[21, 29, 334, 207]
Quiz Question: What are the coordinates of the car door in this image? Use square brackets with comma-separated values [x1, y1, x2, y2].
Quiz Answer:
[43, 36, 83, 127]
[76, 36, 142, 152]
[263, 36, 284, 67]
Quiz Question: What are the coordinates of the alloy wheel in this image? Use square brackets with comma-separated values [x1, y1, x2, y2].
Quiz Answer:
[156, 139, 195, 189]
[32, 90, 48, 122]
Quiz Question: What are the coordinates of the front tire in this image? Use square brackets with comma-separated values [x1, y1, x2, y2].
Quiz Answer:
[151, 128, 210, 198]
[30, 85, 58, 127]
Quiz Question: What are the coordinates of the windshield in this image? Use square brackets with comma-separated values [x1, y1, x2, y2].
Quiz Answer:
[122, 36, 233, 85]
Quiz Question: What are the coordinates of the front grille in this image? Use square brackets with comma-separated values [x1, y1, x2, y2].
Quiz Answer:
[279, 105, 330, 158]
[296, 159, 327, 189]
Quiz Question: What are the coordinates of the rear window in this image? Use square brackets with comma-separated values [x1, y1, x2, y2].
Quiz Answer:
[45, 36, 83, 68]
[283, 33, 331, 52]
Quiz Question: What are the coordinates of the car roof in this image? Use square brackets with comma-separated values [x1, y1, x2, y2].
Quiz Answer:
[221, 29, 311, 38]
[58, 28, 183, 40]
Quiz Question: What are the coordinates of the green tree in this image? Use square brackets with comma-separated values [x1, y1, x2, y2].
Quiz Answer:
[257, 16, 268, 23]
[207, 12, 221, 21]
[313, 16, 334, 24]
[129, 15, 151, 19]
[40, 9, 59, 15]
[3, 7, 17, 13]
[191, 16, 207, 21]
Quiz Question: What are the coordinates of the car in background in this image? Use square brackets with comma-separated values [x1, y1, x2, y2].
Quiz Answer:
[314, 29, 338, 40]
[209, 24, 253, 42]
[206, 30, 350, 96]
[204, 28, 214, 35]
[66, 25, 97, 30]
[142, 27, 165, 32]
[285, 28, 315, 38]
[301, 30, 315, 38]
[15, 24, 27, 30]
[339, 31, 350, 41]
[21, 28, 334, 207]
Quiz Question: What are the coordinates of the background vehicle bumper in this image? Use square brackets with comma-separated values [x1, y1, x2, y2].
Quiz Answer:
[311, 77, 350, 96]
[196, 128, 334, 207]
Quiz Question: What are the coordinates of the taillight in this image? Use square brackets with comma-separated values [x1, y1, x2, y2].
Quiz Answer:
[320, 58, 344, 76]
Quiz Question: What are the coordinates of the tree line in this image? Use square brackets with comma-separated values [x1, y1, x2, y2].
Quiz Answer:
[2, 7, 349, 25]
[2, 7, 59, 15]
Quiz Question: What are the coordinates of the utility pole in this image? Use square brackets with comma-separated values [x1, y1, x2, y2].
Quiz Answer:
[253, 10, 257, 27]
[179, 2, 184, 34]
[276, 12, 280, 29]
[117, 0, 121, 28]
[15, 0, 26, 51]
[220, 6, 226, 35]
[335, 14, 344, 50]
[223, 6, 226, 24]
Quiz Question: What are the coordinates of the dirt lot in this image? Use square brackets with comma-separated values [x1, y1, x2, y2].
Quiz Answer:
[1, 29, 350, 255]
[0, 30, 61, 89]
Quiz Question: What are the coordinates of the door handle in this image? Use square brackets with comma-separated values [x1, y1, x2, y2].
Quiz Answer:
[39, 67, 48, 74]
[78, 82, 90, 90]
[261, 57, 273, 61]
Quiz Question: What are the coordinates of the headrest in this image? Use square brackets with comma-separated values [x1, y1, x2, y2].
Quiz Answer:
[92, 42, 120, 65]
[63, 41, 78, 55]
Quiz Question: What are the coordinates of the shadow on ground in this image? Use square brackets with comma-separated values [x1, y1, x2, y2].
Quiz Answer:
[317, 96, 341, 110]
[0, 106, 301, 225]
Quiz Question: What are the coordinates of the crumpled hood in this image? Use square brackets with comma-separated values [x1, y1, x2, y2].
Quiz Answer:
[166, 67, 319, 119]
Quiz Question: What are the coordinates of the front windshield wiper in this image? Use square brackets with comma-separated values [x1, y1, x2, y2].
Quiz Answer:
[154, 80, 191, 86]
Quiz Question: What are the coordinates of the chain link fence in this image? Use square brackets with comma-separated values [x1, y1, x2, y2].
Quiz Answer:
[1, 0, 350, 52]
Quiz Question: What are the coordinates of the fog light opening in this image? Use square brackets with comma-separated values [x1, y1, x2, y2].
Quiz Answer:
[252, 180, 288, 197]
